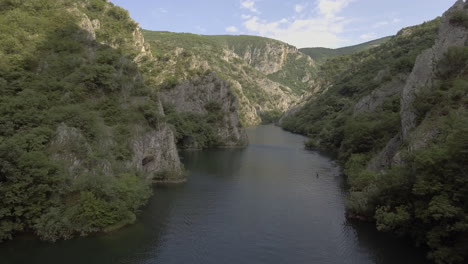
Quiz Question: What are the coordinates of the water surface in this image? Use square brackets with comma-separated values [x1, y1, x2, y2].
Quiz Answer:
[0, 125, 427, 264]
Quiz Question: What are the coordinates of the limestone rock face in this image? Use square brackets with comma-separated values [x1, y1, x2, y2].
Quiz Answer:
[221, 43, 309, 125]
[400, 0, 468, 141]
[354, 74, 406, 116]
[161, 73, 248, 148]
[50, 124, 93, 180]
[234, 42, 315, 75]
[50, 121, 184, 183]
[130, 125, 184, 182]
[144, 33, 317, 126]
[68, 7, 96, 41]
[55, 6, 185, 182]
[132, 27, 153, 61]
[227, 41, 318, 101]
[369, 0, 468, 171]
[367, 134, 402, 171]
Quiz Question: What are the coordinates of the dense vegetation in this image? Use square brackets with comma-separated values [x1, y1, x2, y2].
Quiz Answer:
[300, 36, 391, 65]
[1, 3, 466, 264]
[282, 12, 468, 263]
[347, 46, 468, 264]
[282, 19, 440, 149]
[164, 101, 225, 149]
[143, 30, 315, 91]
[0, 0, 160, 241]
[142, 30, 316, 125]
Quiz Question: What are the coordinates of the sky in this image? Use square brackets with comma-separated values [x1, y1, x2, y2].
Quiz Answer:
[109, 0, 457, 49]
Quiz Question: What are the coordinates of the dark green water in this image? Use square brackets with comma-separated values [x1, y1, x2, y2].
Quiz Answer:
[0, 125, 427, 264]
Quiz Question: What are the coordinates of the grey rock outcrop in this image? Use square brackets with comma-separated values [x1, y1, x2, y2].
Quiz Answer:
[400, 0, 468, 141]
[50, 124, 93, 180]
[369, 0, 468, 171]
[130, 124, 184, 182]
[354, 74, 406, 116]
[234, 42, 315, 75]
[161, 73, 248, 148]
[53, 7, 185, 183]
[367, 134, 402, 171]
[148, 32, 316, 126]
[51, 120, 184, 183]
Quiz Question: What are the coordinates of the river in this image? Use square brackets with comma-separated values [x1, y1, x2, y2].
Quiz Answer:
[0, 125, 427, 264]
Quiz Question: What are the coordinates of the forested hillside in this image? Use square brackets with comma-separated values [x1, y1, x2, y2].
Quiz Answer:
[0, 0, 184, 242]
[1, 1, 466, 263]
[0, 0, 312, 242]
[281, 1, 468, 263]
[142, 30, 317, 125]
[300, 36, 391, 65]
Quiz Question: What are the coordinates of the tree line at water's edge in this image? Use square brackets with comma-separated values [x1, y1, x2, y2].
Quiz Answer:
[0, 0, 467, 263]
[0, 0, 163, 242]
[282, 5, 468, 264]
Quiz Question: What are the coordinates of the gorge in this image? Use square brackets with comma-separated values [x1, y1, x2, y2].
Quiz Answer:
[0, 125, 429, 264]
[0, 0, 467, 263]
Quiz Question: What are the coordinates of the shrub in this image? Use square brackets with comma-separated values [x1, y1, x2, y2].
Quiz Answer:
[159, 76, 179, 90]
[87, 0, 105, 12]
[304, 138, 317, 149]
[259, 110, 283, 124]
[438, 46, 468, 78]
[107, 6, 129, 21]
[449, 10, 468, 28]
[205, 101, 223, 112]
[138, 100, 164, 128]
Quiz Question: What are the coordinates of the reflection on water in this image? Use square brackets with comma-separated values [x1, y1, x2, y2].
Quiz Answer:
[0, 125, 427, 264]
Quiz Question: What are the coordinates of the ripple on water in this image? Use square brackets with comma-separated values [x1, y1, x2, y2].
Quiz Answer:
[0, 125, 428, 264]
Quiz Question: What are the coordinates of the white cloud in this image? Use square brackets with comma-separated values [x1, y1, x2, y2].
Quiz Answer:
[243, 15, 351, 48]
[392, 18, 401, 23]
[295, 4, 306, 13]
[360, 33, 376, 40]
[241, 0, 356, 48]
[241, 14, 252, 20]
[241, 0, 259, 13]
[226, 26, 239, 33]
[318, 0, 354, 18]
[158, 8, 168, 13]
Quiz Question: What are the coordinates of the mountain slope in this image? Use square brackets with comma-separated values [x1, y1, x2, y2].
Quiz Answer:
[300, 36, 392, 65]
[142, 30, 317, 125]
[0, 0, 186, 241]
[281, 1, 468, 263]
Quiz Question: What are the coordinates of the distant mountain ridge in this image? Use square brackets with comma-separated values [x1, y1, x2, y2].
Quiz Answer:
[300, 36, 392, 64]
[3, 3, 466, 264]
[142, 30, 318, 125]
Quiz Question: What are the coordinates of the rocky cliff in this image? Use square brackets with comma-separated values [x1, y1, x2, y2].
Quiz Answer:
[142, 31, 317, 125]
[372, 0, 468, 170]
[222, 36, 318, 94]
[280, 1, 468, 262]
[160, 73, 248, 149]
[400, 0, 468, 141]
[228, 40, 301, 75]
[69, 3, 184, 182]
[0, 0, 185, 242]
